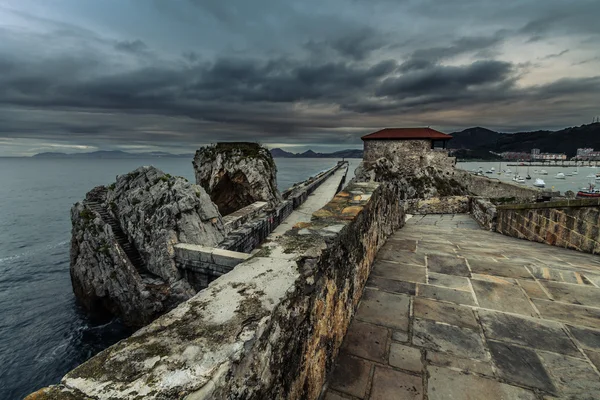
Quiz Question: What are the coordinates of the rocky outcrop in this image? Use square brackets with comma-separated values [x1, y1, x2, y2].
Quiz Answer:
[70, 166, 226, 326]
[193, 142, 283, 215]
[354, 158, 468, 199]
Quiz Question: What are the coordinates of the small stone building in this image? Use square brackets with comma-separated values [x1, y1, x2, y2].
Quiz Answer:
[362, 127, 452, 161]
[361, 127, 456, 173]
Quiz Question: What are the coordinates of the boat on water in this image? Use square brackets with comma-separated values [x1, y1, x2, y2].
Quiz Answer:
[512, 175, 525, 184]
[556, 172, 566, 179]
[533, 178, 545, 188]
[505, 168, 512, 175]
[526, 174, 532, 180]
[485, 169, 493, 174]
[540, 169, 548, 175]
[577, 184, 600, 198]
[596, 173, 600, 181]
[587, 174, 596, 178]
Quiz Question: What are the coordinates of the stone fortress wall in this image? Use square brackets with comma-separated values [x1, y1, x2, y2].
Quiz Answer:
[496, 198, 600, 254]
[28, 180, 406, 400]
[173, 163, 348, 291]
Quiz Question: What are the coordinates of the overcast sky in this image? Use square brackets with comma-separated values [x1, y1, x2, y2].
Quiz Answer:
[1, 0, 599, 155]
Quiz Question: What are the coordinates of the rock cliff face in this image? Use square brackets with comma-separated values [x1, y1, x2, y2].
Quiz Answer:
[354, 158, 468, 199]
[193, 143, 283, 215]
[70, 166, 226, 326]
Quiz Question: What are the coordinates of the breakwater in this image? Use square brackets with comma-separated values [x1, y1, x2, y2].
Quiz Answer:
[28, 180, 405, 399]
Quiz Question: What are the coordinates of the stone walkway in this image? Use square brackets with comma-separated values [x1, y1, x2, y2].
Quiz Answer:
[271, 165, 348, 235]
[326, 214, 600, 400]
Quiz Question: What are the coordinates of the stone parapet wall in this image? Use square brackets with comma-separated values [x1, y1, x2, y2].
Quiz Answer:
[470, 197, 498, 231]
[496, 198, 600, 254]
[218, 201, 294, 253]
[27, 180, 405, 400]
[220, 163, 347, 253]
[455, 169, 542, 200]
[174, 244, 251, 290]
[222, 201, 268, 232]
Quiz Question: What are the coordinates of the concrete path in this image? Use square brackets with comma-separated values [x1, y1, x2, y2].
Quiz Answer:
[271, 165, 348, 235]
[326, 214, 600, 400]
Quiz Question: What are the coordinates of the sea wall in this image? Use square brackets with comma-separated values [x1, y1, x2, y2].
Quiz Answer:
[220, 162, 347, 253]
[28, 180, 405, 400]
[496, 198, 600, 254]
[454, 169, 542, 200]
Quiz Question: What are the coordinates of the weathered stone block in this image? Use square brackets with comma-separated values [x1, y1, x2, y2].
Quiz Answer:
[388, 343, 422, 372]
[478, 309, 580, 357]
[413, 297, 478, 329]
[427, 366, 536, 400]
[412, 318, 487, 360]
[370, 367, 423, 400]
[342, 320, 388, 363]
[471, 278, 537, 317]
[488, 340, 556, 393]
[328, 354, 372, 399]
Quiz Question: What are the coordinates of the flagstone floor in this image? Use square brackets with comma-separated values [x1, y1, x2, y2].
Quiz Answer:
[325, 214, 600, 400]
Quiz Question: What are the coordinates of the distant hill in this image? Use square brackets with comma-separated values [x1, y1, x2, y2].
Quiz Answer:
[450, 122, 600, 157]
[33, 150, 193, 159]
[270, 148, 363, 158]
[449, 127, 503, 149]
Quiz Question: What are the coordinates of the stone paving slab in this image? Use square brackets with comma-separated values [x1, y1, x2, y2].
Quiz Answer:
[355, 288, 410, 331]
[413, 297, 478, 329]
[412, 318, 488, 360]
[488, 340, 556, 393]
[371, 260, 426, 283]
[468, 259, 534, 279]
[471, 278, 538, 317]
[427, 271, 471, 291]
[533, 298, 600, 328]
[416, 283, 477, 306]
[540, 280, 600, 307]
[428, 366, 537, 400]
[327, 214, 600, 400]
[478, 309, 581, 357]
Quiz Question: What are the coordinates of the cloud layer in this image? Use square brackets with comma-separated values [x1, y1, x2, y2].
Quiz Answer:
[0, 0, 599, 155]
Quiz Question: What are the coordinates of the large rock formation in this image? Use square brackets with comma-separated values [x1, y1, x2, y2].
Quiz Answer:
[70, 166, 226, 326]
[193, 142, 283, 215]
[354, 158, 468, 199]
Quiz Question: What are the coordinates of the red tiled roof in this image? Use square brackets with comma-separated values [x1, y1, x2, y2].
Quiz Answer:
[361, 128, 452, 141]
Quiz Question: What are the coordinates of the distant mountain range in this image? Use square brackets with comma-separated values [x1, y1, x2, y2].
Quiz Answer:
[449, 122, 600, 158]
[270, 148, 363, 158]
[33, 150, 194, 158]
[32, 122, 600, 160]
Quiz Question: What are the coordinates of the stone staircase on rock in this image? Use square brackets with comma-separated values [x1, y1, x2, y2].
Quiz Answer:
[84, 189, 155, 280]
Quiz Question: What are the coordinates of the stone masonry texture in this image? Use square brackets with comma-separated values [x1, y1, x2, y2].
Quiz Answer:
[497, 199, 600, 255]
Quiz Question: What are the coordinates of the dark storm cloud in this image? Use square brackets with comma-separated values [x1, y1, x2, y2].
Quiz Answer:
[377, 61, 515, 98]
[1, 0, 600, 155]
[114, 39, 148, 54]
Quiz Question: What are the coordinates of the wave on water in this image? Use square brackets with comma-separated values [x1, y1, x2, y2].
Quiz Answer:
[0, 240, 69, 265]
